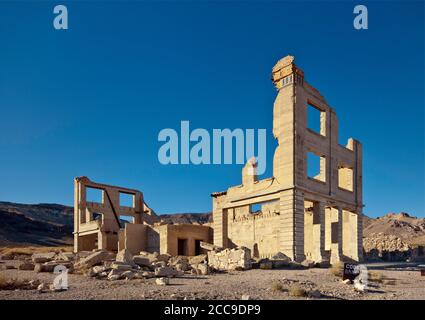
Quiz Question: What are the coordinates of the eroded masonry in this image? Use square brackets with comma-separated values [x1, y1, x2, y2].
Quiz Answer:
[211, 55, 363, 263]
[74, 55, 363, 264]
[73, 177, 212, 256]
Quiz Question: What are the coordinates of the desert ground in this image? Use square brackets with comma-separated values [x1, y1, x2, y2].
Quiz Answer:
[1, 257, 424, 300]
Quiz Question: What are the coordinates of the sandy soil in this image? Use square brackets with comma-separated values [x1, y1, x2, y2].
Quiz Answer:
[0, 259, 424, 300]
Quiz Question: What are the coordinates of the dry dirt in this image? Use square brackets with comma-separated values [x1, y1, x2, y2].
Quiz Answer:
[0, 259, 424, 300]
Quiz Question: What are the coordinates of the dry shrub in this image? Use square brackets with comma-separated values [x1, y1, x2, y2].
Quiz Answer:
[271, 282, 283, 292]
[329, 262, 344, 278]
[288, 285, 306, 297]
[368, 271, 384, 283]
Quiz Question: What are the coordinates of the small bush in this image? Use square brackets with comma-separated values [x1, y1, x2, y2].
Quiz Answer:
[288, 285, 306, 297]
[368, 271, 384, 283]
[271, 282, 283, 291]
[329, 262, 344, 278]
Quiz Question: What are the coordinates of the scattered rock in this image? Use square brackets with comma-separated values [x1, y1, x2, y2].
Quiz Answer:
[301, 259, 315, 268]
[133, 256, 151, 267]
[189, 254, 207, 265]
[37, 283, 48, 293]
[32, 252, 56, 263]
[55, 252, 75, 262]
[75, 250, 115, 269]
[197, 263, 209, 275]
[156, 277, 169, 286]
[155, 266, 178, 277]
[122, 270, 135, 280]
[18, 262, 35, 271]
[308, 290, 322, 298]
[107, 269, 124, 281]
[241, 294, 250, 300]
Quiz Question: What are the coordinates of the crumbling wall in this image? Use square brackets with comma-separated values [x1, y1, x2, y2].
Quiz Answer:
[227, 208, 281, 258]
[207, 247, 251, 270]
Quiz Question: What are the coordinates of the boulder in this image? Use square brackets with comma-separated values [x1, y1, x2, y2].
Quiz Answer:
[155, 266, 178, 277]
[139, 251, 159, 264]
[197, 263, 209, 275]
[153, 261, 167, 268]
[76, 250, 115, 269]
[141, 271, 154, 278]
[189, 254, 207, 265]
[116, 249, 136, 266]
[18, 262, 35, 271]
[169, 256, 189, 266]
[301, 259, 315, 268]
[157, 254, 171, 263]
[107, 269, 124, 281]
[133, 256, 151, 267]
[156, 277, 169, 286]
[36, 261, 73, 273]
[176, 262, 190, 272]
[32, 252, 56, 263]
[121, 270, 135, 280]
[200, 241, 222, 251]
[111, 262, 133, 271]
[55, 252, 75, 262]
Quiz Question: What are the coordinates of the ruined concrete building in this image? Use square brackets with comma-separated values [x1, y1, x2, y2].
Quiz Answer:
[74, 55, 363, 264]
[73, 177, 212, 256]
[212, 55, 363, 263]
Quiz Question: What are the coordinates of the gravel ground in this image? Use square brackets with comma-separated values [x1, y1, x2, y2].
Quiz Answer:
[0, 259, 424, 300]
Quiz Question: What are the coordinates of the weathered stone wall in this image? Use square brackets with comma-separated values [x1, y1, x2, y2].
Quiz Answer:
[226, 205, 281, 258]
[207, 247, 251, 270]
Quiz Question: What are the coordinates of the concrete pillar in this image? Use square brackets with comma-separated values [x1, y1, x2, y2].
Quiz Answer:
[279, 189, 305, 262]
[312, 201, 325, 262]
[212, 197, 228, 248]
[342, 210, 363, 262]
[324, 207, 332, 252]
[330, 207, 343, 264]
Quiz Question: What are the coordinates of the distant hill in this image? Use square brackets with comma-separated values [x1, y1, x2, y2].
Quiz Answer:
[363, 212, 425, 246]
[0, 202, 74, 246]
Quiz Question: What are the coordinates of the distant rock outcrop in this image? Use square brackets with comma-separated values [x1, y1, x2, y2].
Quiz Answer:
[363, 213, 425, 261]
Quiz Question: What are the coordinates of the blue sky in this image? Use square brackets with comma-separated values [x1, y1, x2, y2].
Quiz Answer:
[0, 1, 424, 217]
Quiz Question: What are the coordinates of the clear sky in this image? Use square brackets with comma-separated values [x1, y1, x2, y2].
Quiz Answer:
[0, 1, 424, 217]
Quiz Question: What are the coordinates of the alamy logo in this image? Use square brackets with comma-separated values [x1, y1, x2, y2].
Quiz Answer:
[53, 265, 69, 291]
[353, 5, 368, 30]
[158, 121, 267, 175]
[53, 5, 68, 30]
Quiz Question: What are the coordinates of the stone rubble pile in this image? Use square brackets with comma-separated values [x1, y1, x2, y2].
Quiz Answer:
[207, 247, 252, 270]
